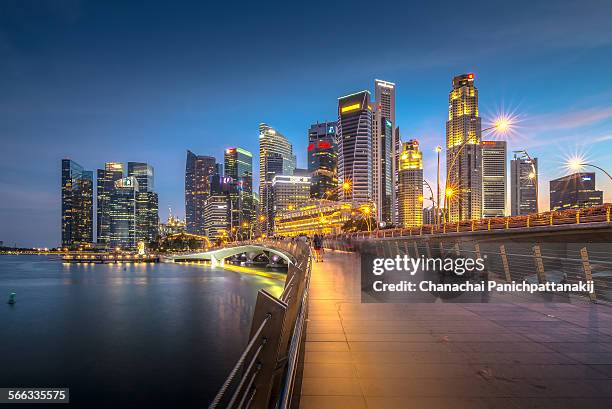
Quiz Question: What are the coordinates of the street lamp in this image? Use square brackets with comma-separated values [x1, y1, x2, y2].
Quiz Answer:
[567, 159, 612, 182]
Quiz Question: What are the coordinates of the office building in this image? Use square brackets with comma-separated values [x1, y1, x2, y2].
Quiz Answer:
[185, 150, 216, 235]
[108, 176, 138, 249]
[511, 156, 538, 215]
[550, 172, 603, 211]
[203, 194, 230, 241]
[272, 174, 312, 229]
[97, 162, 124, 245]
[127, 162, 159, 245]
[337, 91, 372, 204]
[61, 159, 94, 248]
[259, 124, 295, 233]
[374, 79, 398, 225]
[224, 147, 255, 229]
[127, 162, 154, 192]
[446, 73, 482, 222]
[308, 122, 338, 200]
[481, 141, 507, 218]
[398, 140, 423, 227]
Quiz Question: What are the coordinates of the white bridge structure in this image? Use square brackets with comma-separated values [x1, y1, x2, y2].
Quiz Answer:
[165, 242, 296, 267]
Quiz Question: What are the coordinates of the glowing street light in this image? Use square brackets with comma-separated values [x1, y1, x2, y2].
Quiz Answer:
[566, 157, 612, 182]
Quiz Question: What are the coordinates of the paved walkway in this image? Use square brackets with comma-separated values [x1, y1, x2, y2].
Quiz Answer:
[299, 252, 612, 409]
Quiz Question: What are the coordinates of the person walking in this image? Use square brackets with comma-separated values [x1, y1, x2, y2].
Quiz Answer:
[313, 233, 323, 262]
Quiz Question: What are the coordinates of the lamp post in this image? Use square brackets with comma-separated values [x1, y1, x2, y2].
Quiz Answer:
[435, 146, 442, 227]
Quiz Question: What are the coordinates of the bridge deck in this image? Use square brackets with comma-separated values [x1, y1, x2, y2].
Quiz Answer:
[299, 252, 612, 409]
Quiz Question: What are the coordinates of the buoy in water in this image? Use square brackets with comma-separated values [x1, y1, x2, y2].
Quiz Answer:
[7, 292, 16, 305]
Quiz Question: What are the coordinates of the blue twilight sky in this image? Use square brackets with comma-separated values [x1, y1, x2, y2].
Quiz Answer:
[1, 0, 612, 247]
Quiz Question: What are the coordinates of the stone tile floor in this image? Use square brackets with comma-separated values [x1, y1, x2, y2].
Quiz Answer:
[298, 252, 612, 409]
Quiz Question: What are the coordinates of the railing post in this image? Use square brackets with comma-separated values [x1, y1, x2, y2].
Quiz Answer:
[439, 242, 445, 258]
[413, 241, 419, 258]
[487, 219, 491, 231]
[425, 241, 432, 259]
[576, 210, 580, 224]
[443, 223, 446, 234]
[580, 247, 596, 302]
[527, 215, 530, 228]
[607, 206, 611, 222]
[499, 244, 511, 283]
[550, 213, 553, 226]
[505, 218, 509, 229]
[454, 242, 460, 256]
[471, 220, 475, 232]
[456, 222, 459, 233]
[404, 241, 411, 257]
[533, 245, 546, 284]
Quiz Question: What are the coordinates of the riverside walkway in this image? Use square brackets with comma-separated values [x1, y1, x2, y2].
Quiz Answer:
[298, 251, 612, 409]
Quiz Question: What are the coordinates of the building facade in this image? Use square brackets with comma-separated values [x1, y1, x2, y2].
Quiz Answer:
[61, 159, 94, 248]
[337, 91, 372, 204]
[308, 122, 338, 200]
[398, 140, 423, 228]
[203, 194, 230, 241]
[549, 172, 603, 211]
[259, 124, 295, 233]
[224, 147, 254, 230]
[446, 73, 482, 222]
[481, 140, 507, 218]
[271, 174, 312, 230]
[108, 176, 138, 249]
[97, 162, 124, 245]
[185, 150, 216, 235]
[372, 111, 393, 226]
[510, 156, 538, 215]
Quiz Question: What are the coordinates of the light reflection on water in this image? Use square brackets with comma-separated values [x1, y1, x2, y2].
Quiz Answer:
[0, 255, 285, 408]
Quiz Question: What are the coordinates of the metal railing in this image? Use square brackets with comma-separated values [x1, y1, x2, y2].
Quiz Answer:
[332, 203, 611, 239]
[324, 236, 612, 303]
[208, 239, 311, 409]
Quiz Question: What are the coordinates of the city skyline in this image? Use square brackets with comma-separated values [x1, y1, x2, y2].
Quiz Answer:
[2, 0, 612, 247]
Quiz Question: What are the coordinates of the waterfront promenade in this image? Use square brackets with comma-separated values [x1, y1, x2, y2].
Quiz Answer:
[299, 251, 612, 409]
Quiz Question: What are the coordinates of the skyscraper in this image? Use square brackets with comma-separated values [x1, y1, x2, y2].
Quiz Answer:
[61, 159, 94, 248]
[185, 150, 216, 235]
[481, 141, 507, 218]
[271, 174, 312, 227]
[446, 73, 482, 222]
[259, 123, 295, 233]
[374, 79, 398, 225]
[109, 176, 138, 249]
[550, 173, 603, 211]
[127, 162, 154, 192]
[398, 140, 423, 228]
[97, 162, 124, 245]
[511, 155, 538, 215]
[308, 122, 338, 200]
[128, 162, 159, 245]
[224, 147, 254, 228]
[337, 91, 372, 204]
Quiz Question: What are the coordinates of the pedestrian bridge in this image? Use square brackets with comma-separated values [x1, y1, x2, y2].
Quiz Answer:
[166, 243, 296, 267]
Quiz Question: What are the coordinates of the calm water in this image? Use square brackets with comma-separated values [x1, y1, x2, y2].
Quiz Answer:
[0, 255, 285, 408]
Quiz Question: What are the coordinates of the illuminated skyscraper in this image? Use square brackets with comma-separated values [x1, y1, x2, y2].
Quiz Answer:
[224, 147, 254, 228]
[108, 176, 138, 249]
[511, 155, 538, 215]
[481, 140, 507, 218]
[185, 150, 216, 235]
[550, 173, 603, 211]
[374, 79, 398, 225]
[259, 123, 295, 233]
[272, 174, 312, 225]
[398, 140, 423, 227]
[127, 162, 154, 192]
[61, 159, 94, 248]
[97, 162, 124, 245]
[128, 162, 159, 245]
[337, 91, 372, 204]
[446, 73, 482, 222]
[308, 122, 337, 200]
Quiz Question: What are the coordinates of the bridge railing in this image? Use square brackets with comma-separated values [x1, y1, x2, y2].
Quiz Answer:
[208, 239, 311, 409]
[331, 203, 611, 239]
[323, 236, 612, 302]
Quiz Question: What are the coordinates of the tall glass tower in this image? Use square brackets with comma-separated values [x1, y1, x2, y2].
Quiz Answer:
[185, 151, 216, 235]
[308, 122, 337, 200]
[259, 123, 295, 233]
[97, 162, 124, 245]
[445, 73, 482, 222]
[224, 147, 255, 229]
[398, 140, 423, 227]
[61, 159, 94, 248]
[109, 176, 138, 249]
[481, 140, 507, 218]
[337, 91, 372, 204]
[128, 162, 159, 245]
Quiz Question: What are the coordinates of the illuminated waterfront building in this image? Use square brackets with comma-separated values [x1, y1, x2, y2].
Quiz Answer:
[61, 159, 94, 248]
[128, 162, 159, 245]
[185, 150, 216, 235]
[274, 200, 354, 237]
[259, 123, 296, 234]
[308, 122, 338, 200]
[159, 213, 186, 237]
[549, 173, 603, 211]
[446, 73, 482, 222]
[337, 91, 372, 204]
[511, 155, 538, 215]
[224, 147, 254, 229]
[398, 140, 423, 227]
[203, 194, 229, 241]
[97, 162, 124, 245]
[481, 141, 507, 218]
[108, 176, 139, 249]
[374, 79, 397, 225]
[272, 174, 312, 229]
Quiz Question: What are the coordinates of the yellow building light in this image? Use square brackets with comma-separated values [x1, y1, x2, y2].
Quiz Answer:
[341, 103, 361, 113]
